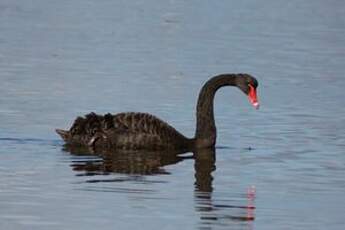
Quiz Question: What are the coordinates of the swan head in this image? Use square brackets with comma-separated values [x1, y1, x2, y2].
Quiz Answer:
[236, 74, 260, 109]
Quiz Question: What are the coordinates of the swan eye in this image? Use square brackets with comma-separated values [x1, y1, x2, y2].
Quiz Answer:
[248, 83, 255, 90]
[248, 83, 255, 89]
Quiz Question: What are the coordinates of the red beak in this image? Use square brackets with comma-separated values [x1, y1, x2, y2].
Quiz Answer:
[248, 84, 259, 109]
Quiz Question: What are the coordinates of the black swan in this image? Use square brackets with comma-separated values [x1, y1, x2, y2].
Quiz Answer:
[56, 73, 259, 150]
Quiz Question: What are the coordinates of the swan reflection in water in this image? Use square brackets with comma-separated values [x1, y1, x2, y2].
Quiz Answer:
[63, 146, 255, 228]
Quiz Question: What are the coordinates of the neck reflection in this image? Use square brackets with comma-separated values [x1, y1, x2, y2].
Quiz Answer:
[193, 147, 255, 229]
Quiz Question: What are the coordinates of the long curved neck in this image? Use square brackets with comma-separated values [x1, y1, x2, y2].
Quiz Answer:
[194, 74, 238, 148]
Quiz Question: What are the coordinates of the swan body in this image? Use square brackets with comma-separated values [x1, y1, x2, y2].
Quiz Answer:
[57, 112, 191, 150]
[56, 74, 259, 150]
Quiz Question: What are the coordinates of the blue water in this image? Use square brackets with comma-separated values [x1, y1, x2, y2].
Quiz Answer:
[1, 0, 345, 229]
